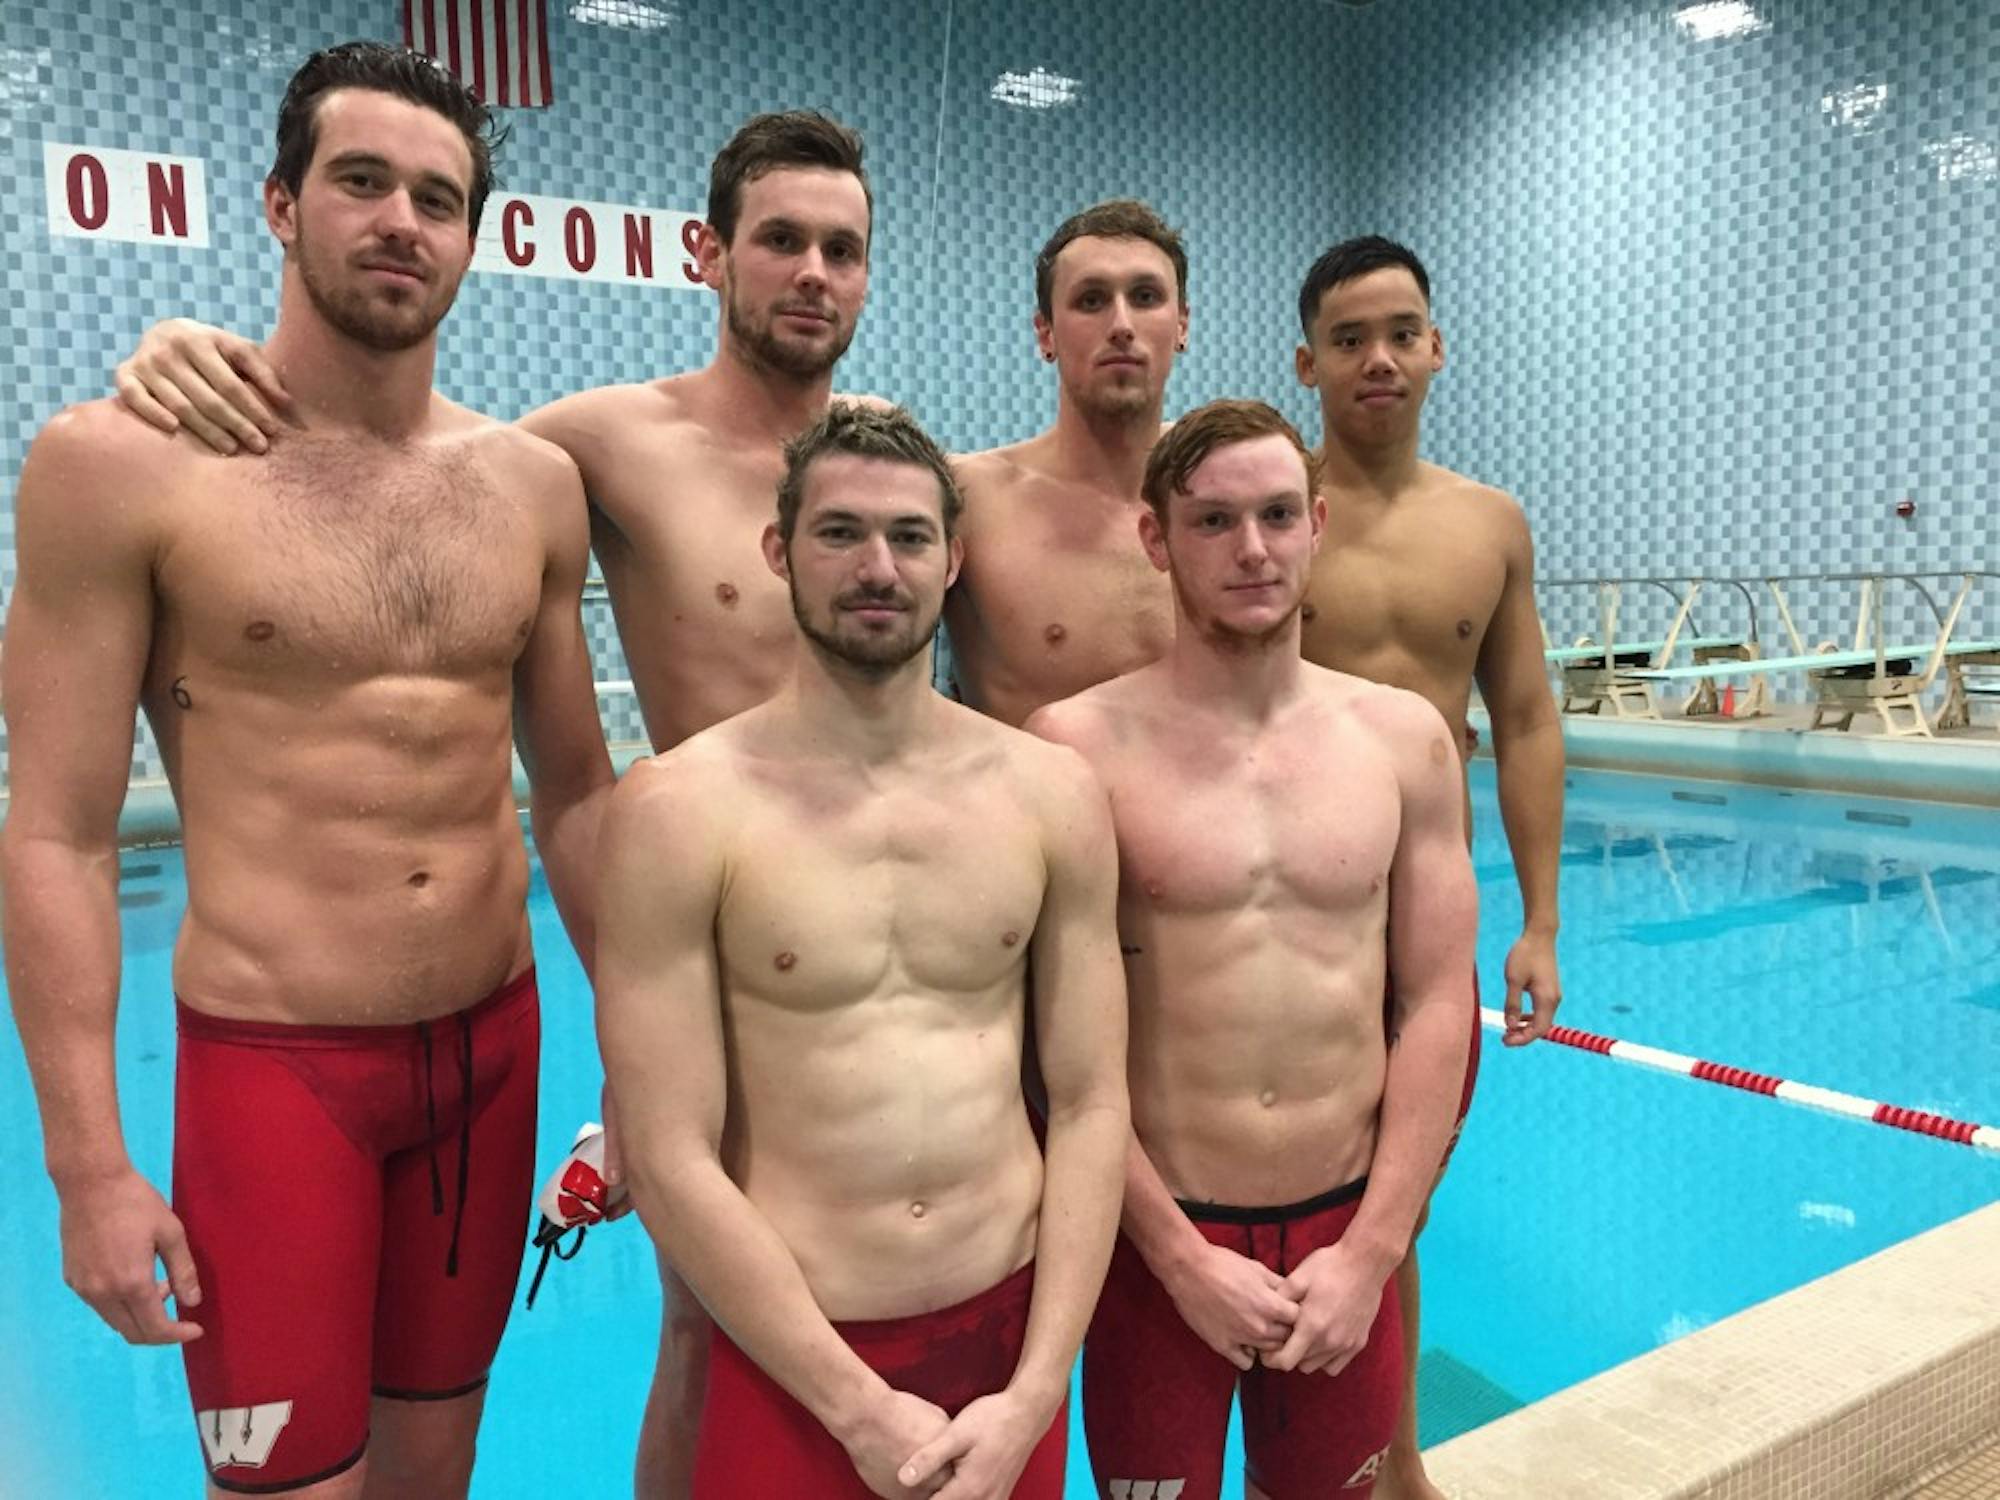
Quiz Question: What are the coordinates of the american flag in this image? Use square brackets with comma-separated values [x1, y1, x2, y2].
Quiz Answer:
[402, 0, 554, 109]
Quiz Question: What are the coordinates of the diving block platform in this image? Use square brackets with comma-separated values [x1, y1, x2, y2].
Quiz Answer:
[1631, 641, 2000, 738]
[1546, 580, 1765, 722]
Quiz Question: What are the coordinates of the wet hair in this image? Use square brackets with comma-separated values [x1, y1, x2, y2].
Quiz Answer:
[707, 110, 872, 246]
[1140, 400, 1315, 520]
[1296, 235, 1432, 337]
[270, 41, 506, 234]
[776, 402, 964, 541]
[1034, 198, 1189, 319]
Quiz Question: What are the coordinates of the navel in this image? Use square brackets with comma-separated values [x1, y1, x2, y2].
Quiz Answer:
[909, 1201, 928, 1220]
[408, 871, 430, 889]
[1257, 1088, 1278, 1109]
[1456, 617, 1473, 639]
[244, 620, 276, 642]
[1043, 622, 1067, 647]
[773, 950, 797, 972]
[716, 582, 740, 607]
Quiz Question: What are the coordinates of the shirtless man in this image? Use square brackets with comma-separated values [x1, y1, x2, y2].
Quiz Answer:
[1, 42, 611, 1499]
[597, 402, 1129, 1499]
[1029, 400, 1476, 1499]
[946, 199, 1184, 726]
[109, 109, 877, 1496]
[1294, 235, 1566, 1500]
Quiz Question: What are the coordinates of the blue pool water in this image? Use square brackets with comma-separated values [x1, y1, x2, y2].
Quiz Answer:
[2, 763, 1997, 1495]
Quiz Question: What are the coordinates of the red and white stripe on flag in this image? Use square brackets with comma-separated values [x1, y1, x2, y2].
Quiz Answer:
[403, 0, 553, 109]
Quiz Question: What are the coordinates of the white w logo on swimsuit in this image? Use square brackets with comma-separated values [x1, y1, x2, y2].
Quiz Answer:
[1107, 1482, 1187, 1499]
[196, 1401, 293, 1470]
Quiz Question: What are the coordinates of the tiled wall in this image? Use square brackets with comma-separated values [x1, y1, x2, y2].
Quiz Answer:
[1328, 0, 1998, 650]
[4, 0, 1997, 789]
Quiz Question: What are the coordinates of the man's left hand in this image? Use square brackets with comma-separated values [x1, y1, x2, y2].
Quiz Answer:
[1262, 1242, 1385, 1378]
[898, 1388, 1051, 1500]
[1503, 928, 1562, 1046]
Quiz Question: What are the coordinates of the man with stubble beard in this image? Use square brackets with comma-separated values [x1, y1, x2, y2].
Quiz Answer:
[946, 200, 1185, 727]
[1295, 236, 1566, 1500]
[2, 43, 610, 1498]
[598, 404, 1129, 1500]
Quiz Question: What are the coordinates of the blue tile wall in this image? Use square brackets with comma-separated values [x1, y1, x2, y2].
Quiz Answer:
[1325, 0, 1998, 653]
[4, 0, 1996, 790]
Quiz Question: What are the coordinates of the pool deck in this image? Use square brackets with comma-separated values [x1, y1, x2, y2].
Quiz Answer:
[1426, 1199, 2000, 1498]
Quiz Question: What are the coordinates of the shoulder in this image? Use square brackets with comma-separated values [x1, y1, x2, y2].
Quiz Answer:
[1327, 669, 1454, 762]
[953, 435, 1044, 494]
[446, 416, 587, 539]
[19, 399, 183, 540]
[519, 379, 683, 455]
[1022, 673, 1141, 753]
[27, 397, 179, 479]
[1426, 464, 1529, 543]
[610, 727, 745, 832]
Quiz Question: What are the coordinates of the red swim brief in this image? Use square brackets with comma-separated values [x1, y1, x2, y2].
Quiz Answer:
[174, 967, 539, 1493]
[692, 1260, 1066, 1499]
[1083, 1177, 1402, 1499]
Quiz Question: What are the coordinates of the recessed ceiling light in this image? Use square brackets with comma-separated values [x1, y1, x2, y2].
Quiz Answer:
[1672, 2, 1769, 42]
[991, 67, 1082, 111]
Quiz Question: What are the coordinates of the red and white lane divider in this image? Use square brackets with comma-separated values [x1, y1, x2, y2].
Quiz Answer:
[1481, 1008, 2000, 1154]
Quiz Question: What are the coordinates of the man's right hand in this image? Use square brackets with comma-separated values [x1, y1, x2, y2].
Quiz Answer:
[57, 1168, 203, 1345]
[1159, 1238, 1300, 1371]
[113, 317, 291, 456]
[841, 1387, 955, 1498]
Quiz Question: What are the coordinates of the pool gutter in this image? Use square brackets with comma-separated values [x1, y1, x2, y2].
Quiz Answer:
[1425, 1199, 2000, 1498]
[1469, 708, 2000, 808]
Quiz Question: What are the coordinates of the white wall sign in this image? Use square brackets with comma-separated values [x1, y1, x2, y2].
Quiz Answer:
[44, 143, 210, 247]
[473, 193, 705, 289]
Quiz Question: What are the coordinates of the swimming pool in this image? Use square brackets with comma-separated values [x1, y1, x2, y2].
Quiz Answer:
[1, 763, 1995, 1495]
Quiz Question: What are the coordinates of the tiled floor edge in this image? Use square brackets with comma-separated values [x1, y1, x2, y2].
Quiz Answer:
[1423, 1201, 2000, 1499]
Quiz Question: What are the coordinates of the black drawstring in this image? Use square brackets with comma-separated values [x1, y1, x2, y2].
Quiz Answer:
[419, 1014, 474, 1278]
[447, 1011, 473, 1277]
[525, 1223, 588, 1310]
[419, 1022, 444, 1214]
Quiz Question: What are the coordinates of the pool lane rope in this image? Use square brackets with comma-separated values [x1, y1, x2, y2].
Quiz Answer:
[1480, 1008, 2000, 1154]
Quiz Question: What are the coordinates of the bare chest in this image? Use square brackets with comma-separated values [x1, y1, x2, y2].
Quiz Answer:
[597, 455, 796, 657]
[1105, 725, 1402, 916]
[1301, 507, 1505, 686]
[716, 777, 1045, 1008]
[956, 509, 1173, 711]
[157, 445, 541, 681]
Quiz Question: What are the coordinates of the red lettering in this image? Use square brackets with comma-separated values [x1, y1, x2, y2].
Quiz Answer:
[563, 207, 596, 273]
[681, 219, 704, 283]
[502, 199, 536, 267]
[623, 213, 653, 280]
[65, 153, 109, 231]
[146, 161, 189, 238]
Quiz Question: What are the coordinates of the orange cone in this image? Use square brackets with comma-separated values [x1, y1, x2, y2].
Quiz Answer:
[1721, 683, 1737, 717]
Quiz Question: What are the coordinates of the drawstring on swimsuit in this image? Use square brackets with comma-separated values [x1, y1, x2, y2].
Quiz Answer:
[448, 1011, 473, 1277]
[417, 1013, 476, 1278]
